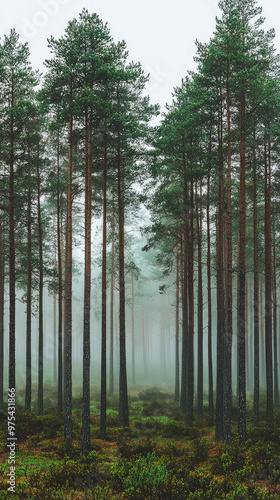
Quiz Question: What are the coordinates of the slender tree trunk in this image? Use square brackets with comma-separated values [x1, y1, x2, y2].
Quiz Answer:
[131, 273, 136, 386]
[237, 88, 247, 443]
[64, 116, 73, 448]
[53, 290, 57, 385]
[174, 244, 180, 403]
[207, 174, 214, 420]
[100, 134, 107, 440]
[9, 101, 16, 392]
[216, 97, 225, 442]
[186, 172, 194, 428]
[109, 210, 115, 395]
[224, 74, 232, 445]
[37, 156, 44, 416]
[160, 308, 165, 377]
[181, 152, 189, 414]
[197, 182, 203, 419]
[265, 139, 273, 428]
[0, 221, 5, 409]
[260, 279, 265, 388]
[273, 237, 279, 409]
[253, 136, 259, 426]
[143, 311, 148, 375]
[117, 129, 129, 427]
[57, 132, 63, 413]
[25, 190, 32, 411]
[82, 116, 92, 452]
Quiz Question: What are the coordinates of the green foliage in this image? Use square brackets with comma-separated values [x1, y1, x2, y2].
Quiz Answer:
[122, 452, 168, 498]
[160, 419, 187, 438]
[119, 438, 155, 459]
[138, 387, 168, 401]
[15, 411, 63, 441]
[213, 443, 247, 473]
[192, 437, 211, 464]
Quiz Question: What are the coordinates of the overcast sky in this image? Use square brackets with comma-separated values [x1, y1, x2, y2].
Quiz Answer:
[1, 0, 280, 110]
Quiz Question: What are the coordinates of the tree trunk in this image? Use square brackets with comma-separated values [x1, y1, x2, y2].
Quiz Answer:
[57, 131, 63, 413]
[181, 153, 189, 414]
[143, 311, 148, 375]
[64, 116, 73, 448]
[37, 155, 44, 416]
[82, 116, 92, 452]
[100, 134, 107, 440]
[25, 190, 32, 411]
[197, 182, 203, 419]
[273, 237, 279, 409]
[253, 137, 259, 426]
[261, 280, 266, 388]
[207, 174, 214, 420]
[224, 74, 232, 445]
[109, 209, 115, 395]
[174, 244, 180, 403]
[0, 220, 5, 409]
[53, 290, 57, 386]
[216, 97, 225, 442]
[186, 173, 194, 428]
[117, 129, 129, 428]
[264, 139, 273, 428]
[131, 273, 136, 386]
[9, 101, 16, 392]
[237, 88, 247, 443]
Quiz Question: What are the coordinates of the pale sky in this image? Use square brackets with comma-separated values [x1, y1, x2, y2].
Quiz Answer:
[1, 0, 280, 110]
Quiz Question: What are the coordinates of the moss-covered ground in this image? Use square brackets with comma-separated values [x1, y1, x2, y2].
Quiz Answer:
[0, 386, 280, 499]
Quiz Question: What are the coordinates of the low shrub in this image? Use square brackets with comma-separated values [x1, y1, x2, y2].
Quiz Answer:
[119, 438, 155, 459]
[192, 437, 211, 464]
[122, 452, 168, 498]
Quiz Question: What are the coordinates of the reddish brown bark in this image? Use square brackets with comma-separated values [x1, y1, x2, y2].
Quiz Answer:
[37, 154, 44, 416]
[0, 220, 5, 409]
[100, 135, 107, 439]
[253, 136, 259, 426]
[264, 139, 273, 428]
[237, 89, 247, 444]
[82, 116, 92, 451]
[117, 129, 129, 427]
[64, 116, 73, 448]
[25, 189, 32, 411]
[216, 97, 225, 442]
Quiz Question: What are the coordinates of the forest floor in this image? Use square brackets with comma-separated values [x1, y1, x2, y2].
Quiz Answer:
[0, 386, 280, 499]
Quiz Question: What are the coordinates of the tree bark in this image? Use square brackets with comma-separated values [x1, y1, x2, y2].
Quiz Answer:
[174, 244, 180, 403]
[131, 273, 136, 386]
[264, 139, 273, 428]
[100, 133, 107, 440]
[9, 96, 16, 392]
[117, 129, 129, 427]
[253, 135, 259, 427]
[216, 96, 225, 442]
[109, 209, 115, 395]
[82, 115, 92, 452]
[224, 73, 232, 445]
[186, 173, 194, 428]
[25, 189, 32, 411]
[197, 182, 203, 419]
[273, 236, 279, 409]
[207, 174, 214, 420]
[37, 153, 44, 416]
[0, 220, 5, 409]
[64, 116, 73, 448]
[57, 133, 63, 413]
[237, 88, 247, 444]
[181, 154, 189, 414]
